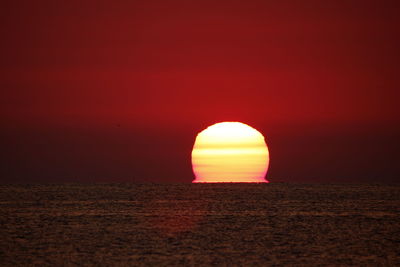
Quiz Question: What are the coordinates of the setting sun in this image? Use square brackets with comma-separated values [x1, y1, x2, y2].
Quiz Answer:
[192, 122, 269, 183]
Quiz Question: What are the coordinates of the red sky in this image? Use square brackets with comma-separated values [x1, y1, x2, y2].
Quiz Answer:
[1, 0, 399, 182]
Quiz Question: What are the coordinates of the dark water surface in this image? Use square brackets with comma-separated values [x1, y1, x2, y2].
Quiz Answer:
[1, 183, 399, 265]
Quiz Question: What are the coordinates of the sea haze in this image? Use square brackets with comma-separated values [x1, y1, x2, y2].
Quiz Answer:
[1, 183, 399, 265]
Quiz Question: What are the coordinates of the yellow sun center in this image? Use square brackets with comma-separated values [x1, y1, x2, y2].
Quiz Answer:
[191, 122, 269, 183]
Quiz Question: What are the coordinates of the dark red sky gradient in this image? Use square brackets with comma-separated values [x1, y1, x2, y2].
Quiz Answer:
[1, 0, 399, 182]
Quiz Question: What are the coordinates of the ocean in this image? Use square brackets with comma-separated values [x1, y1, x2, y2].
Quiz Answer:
[1, 183, 399, 265]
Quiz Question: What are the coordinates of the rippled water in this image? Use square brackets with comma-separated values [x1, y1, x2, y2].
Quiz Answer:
[1, 183, 399, 265]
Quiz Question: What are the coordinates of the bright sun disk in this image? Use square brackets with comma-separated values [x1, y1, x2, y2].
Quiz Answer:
[191, 122, 269, 183]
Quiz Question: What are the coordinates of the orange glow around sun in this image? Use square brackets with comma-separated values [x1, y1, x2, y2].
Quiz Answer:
[192, 122, 269, 183]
